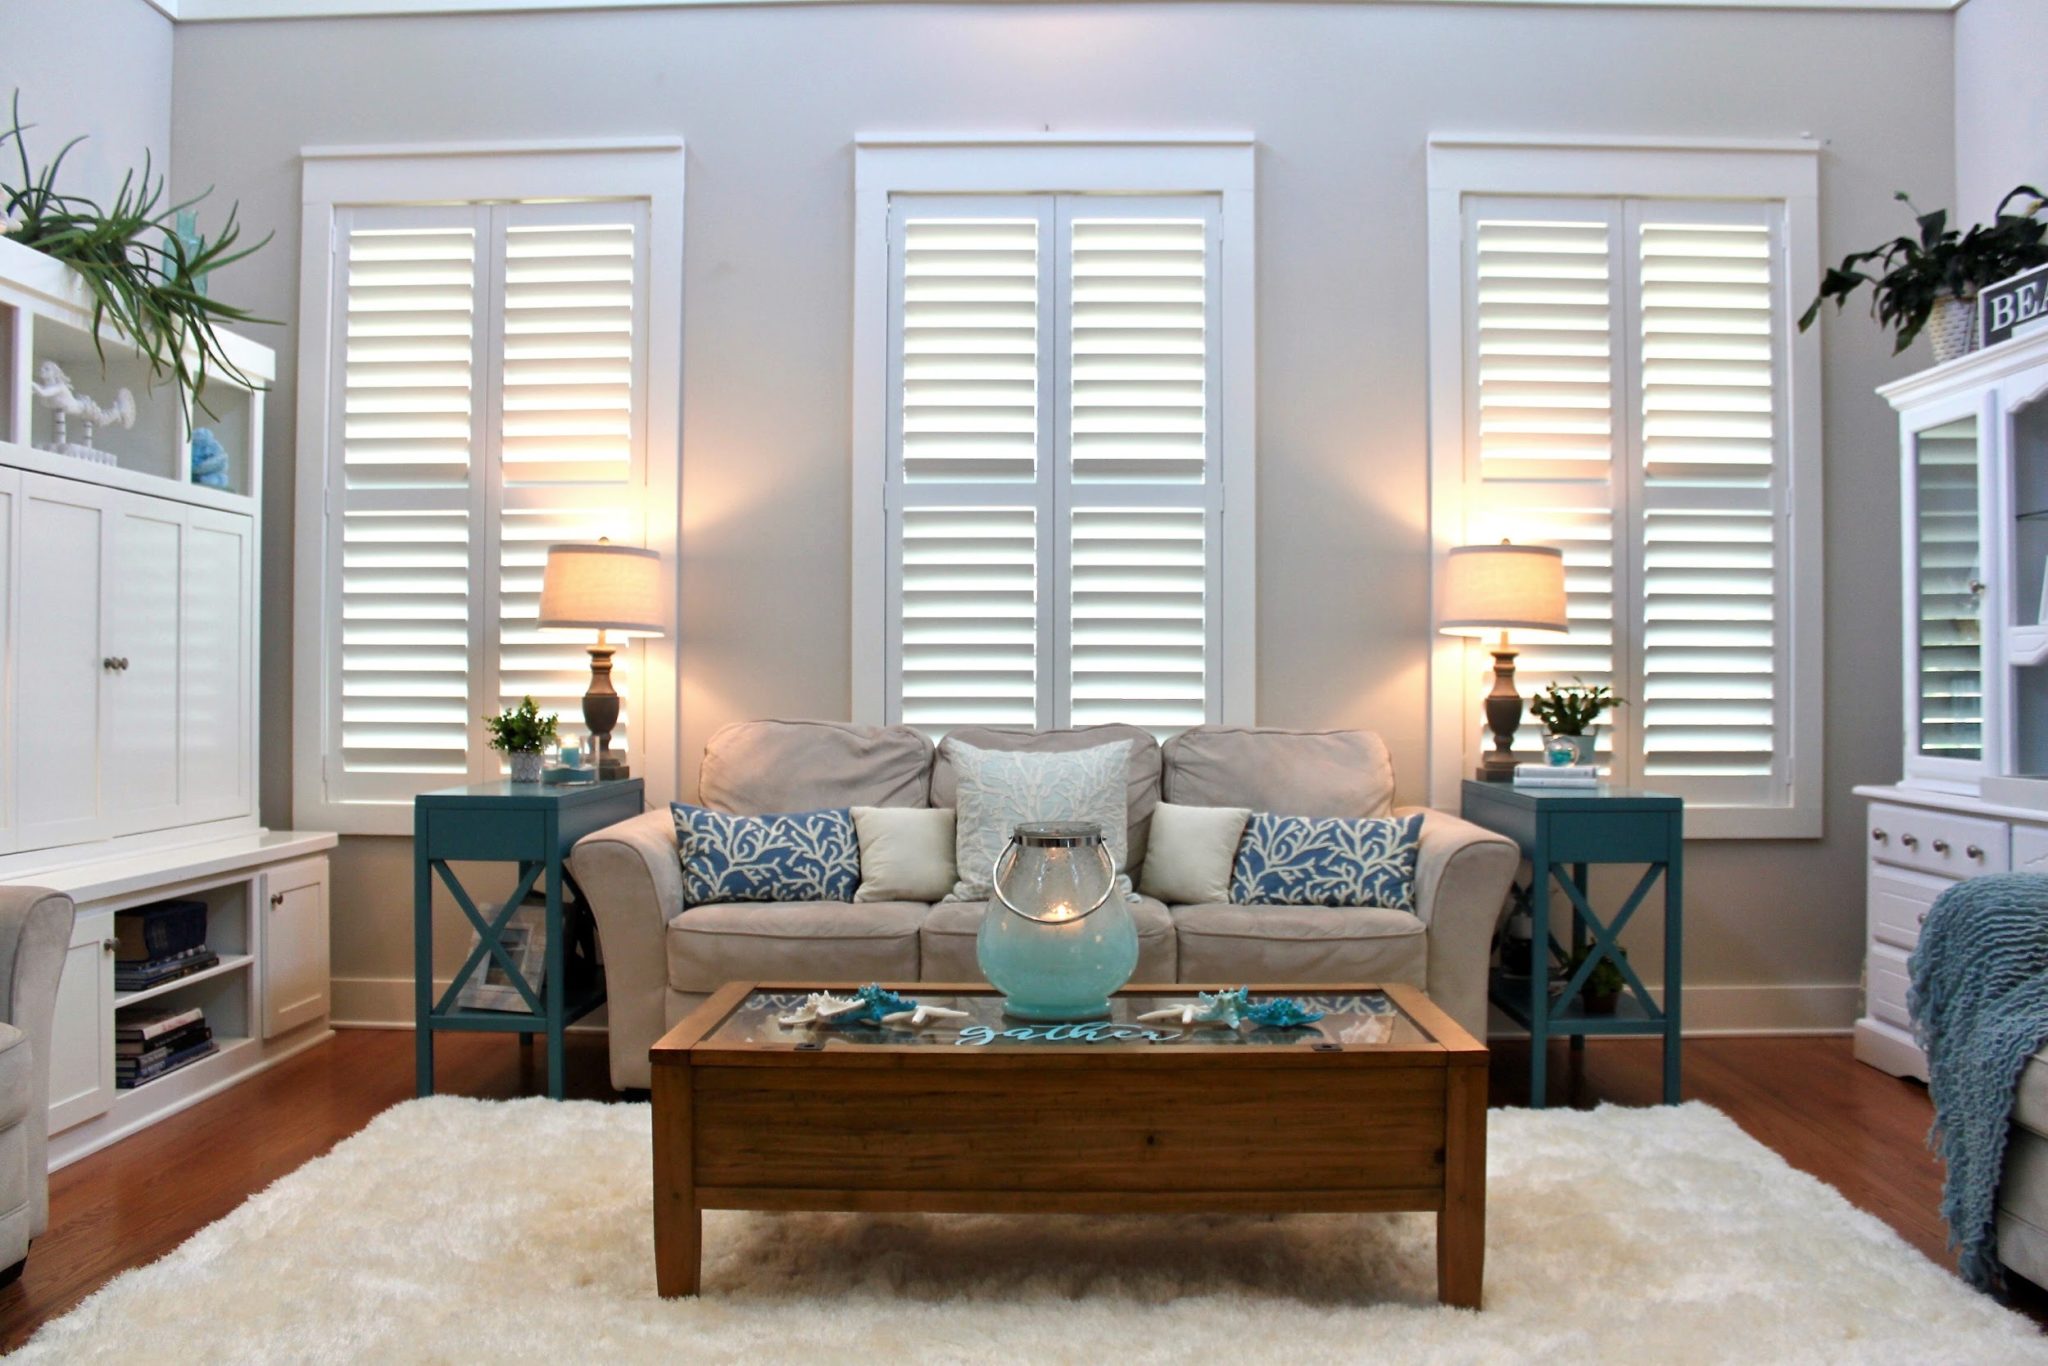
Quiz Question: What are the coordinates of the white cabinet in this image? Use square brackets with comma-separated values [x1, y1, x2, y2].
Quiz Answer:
[47, 911, 115, 1135]
[106, 493, 185, 832]
[0, 466, 15, 856]
[17, 475, 112, 848]
[182, 508, 255, 825]
[261, 857, 330, 1039]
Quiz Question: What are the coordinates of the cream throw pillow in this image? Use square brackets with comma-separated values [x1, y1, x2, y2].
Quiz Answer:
[1138, 802, 1253, 905]
[943, 738, 1133, 902]
[850, 806, 957, 903]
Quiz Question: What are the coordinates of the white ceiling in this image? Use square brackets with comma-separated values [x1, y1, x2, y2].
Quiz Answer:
[144, 0, 1966, 23]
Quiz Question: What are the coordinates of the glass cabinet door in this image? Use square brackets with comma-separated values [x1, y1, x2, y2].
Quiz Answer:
[2006, 374, 2048, 776]
[1912, 415, 1984, 768]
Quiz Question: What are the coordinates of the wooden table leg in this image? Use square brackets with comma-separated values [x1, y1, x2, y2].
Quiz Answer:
[652, 1064, 700, 1297]
[1437, 1062, 1487, 1309]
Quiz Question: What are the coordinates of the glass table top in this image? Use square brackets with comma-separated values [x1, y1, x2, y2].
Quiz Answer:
[702, 988, 1435, 1051]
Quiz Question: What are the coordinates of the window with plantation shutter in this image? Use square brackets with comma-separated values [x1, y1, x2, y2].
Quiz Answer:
[1429, 142, 1821, 838]
[876, 189, 1234, 737]
[299, 150, 677, 835]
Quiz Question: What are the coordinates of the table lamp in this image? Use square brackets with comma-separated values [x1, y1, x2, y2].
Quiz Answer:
[538, 539, 666, 780]
[1438, 540, 1569, 782]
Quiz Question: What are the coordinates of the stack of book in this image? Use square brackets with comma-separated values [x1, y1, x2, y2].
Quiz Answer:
[1513, 763, 1602, 789]
[114, 899, 219, 993]
[115, 1005, 217, 1090]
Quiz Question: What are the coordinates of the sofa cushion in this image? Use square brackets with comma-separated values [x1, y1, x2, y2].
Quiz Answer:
[672, 804, 860, 906]
[0, 1023, 28, 1132]
[1139, 802, 1251, 906]
[920, 895, 1178, 985]
[1229, 811, 1425, 912]
[664, 900, 926, 995]
[1170, 903, 1426, 986]
[851, 806, 957, 903]
[700, 720, 932, 814]
[930, 725, 1162, 881]
[942, 738, 1134, 901]
[1162, 727, 1397, 818]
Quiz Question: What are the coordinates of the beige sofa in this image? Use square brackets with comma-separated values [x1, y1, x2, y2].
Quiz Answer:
[0, 887, 75, 1282]
[1999, 1053, 2048, 1287]
[571, 721, 1518, 1090]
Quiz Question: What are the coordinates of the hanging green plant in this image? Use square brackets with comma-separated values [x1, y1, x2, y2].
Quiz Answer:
[1799, 185, 2048, 354]
[0, 91, 273, 419]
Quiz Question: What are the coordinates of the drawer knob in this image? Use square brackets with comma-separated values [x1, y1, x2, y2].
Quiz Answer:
[1919, 909, 1929, 926]
[1968, 844, 1985, 860]
[1872, 828, 1888, 842]
[1933, 839, 1951, 854]
[1902, 834, 1919, 849]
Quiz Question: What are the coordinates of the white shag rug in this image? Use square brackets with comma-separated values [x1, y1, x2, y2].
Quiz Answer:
[16, 1098, 2047, 1364]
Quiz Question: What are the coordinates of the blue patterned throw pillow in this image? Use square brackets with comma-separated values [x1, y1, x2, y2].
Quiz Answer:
[671, 804, 860, 906]
[1229, 812, 1426, 912]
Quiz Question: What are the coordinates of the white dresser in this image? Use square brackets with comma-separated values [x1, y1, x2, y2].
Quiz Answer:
[1857, 327, 2048, 1079]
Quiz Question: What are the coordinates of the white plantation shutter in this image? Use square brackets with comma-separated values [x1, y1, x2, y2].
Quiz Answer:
[885, 195, 1224, 737]
[1458, 194, 1802, 813]
[1913, 420, 1984, 760]
[319, 199, 650, 811]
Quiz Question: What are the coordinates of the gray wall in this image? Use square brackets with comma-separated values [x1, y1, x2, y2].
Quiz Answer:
[167, 2, 1951, 1029]
[1956, 0, 2048, 220]
[0, 0, 173, 207]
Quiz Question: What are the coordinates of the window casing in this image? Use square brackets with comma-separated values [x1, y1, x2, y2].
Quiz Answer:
[852, 139, 1256, 738]
[294, 144, 683, 834]
[1426, 140, 1823, 838]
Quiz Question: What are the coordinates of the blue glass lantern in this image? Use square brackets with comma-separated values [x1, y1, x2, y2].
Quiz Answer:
[977, 821, 1137, 1021]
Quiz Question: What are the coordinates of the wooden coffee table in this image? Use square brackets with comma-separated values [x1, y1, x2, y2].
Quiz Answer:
[650, 982, 1487, 1307]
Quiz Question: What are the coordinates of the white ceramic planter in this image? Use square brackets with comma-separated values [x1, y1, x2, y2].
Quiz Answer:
[508, 751, 545, 783]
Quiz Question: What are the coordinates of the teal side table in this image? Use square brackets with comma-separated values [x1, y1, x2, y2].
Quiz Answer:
[414, 779, 644, 1098]
[1460, 780, 1684, 1107]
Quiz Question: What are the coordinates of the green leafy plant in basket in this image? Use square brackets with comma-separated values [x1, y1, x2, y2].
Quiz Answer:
[1527, 678, 1623, 738]
[0, 91, 274, 419]
[1798, 185, 2048, 354]
[485, 697, 559, 755]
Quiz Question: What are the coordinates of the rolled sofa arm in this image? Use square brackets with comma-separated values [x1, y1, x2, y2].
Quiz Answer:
[0, 887, 75, 1240]
[569, 809, 682, 1091]
[1398, 807, 1518, 1041]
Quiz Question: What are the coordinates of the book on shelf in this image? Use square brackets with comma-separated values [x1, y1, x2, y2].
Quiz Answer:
[113, 898, 208, 964]
[115, 1003, 205, 1043]
[115, 945, 220, 993]
[116, 1023, 214, 1074]
[117, 1034, 218, 1089]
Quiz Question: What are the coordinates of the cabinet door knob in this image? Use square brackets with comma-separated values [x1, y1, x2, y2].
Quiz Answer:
[270, 892, 285, 908]
[1918, 909, 1929, 926]
[102, 656, 120, 672]
[1968, 844, 1985, 860]
[1932, 838, 1951, 854]
[101, 938, 117, 956]
[1902, 834, 1919, 849]
[1872, 828, 1888, 842]
[1970, 579, 1988, 595]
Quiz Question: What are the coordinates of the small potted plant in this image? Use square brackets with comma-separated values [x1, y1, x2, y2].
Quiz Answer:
[486, 696, 558, 783]
[1799, 184, 2047, 364]
[1563, 945, 1628, 1016]
[1527, 678, 1622, 766]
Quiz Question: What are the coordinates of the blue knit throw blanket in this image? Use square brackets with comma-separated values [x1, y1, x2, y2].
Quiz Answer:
[1909, 872, 2048, 1290]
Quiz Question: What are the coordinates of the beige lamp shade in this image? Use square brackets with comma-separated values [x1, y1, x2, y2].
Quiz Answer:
[1438, 542, 1569, 637]
[538, 541, 667, 636]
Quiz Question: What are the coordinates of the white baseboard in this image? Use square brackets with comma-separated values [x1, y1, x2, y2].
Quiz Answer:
[1489, 982, 1857, 1039]
[331, 975, 610, 1032]
[337, 974, 1851, 1037]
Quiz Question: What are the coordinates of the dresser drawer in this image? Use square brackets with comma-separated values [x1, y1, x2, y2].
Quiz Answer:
[1867, 803, 2007, 876]
[1866, 943, 1915, 1032]
[1869, 866, 1948, 952]
[2013, 823, 2048, 875]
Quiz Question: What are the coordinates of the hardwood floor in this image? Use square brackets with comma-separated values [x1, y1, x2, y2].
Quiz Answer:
[0, 1029, 2012, 1349]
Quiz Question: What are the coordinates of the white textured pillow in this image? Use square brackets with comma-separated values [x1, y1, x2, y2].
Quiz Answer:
[943, 738, 1133, 902]
[1138, 802, 1253, 905]
[850, 806, 957, 903]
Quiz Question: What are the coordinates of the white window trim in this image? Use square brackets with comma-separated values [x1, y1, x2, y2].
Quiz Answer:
[1424, 136, 1823, 839]
[293, 139, 685, 835]
[850, 135, 1257, 728]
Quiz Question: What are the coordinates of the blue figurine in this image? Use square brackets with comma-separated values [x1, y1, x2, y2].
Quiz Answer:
[190, 428, 229, 488]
